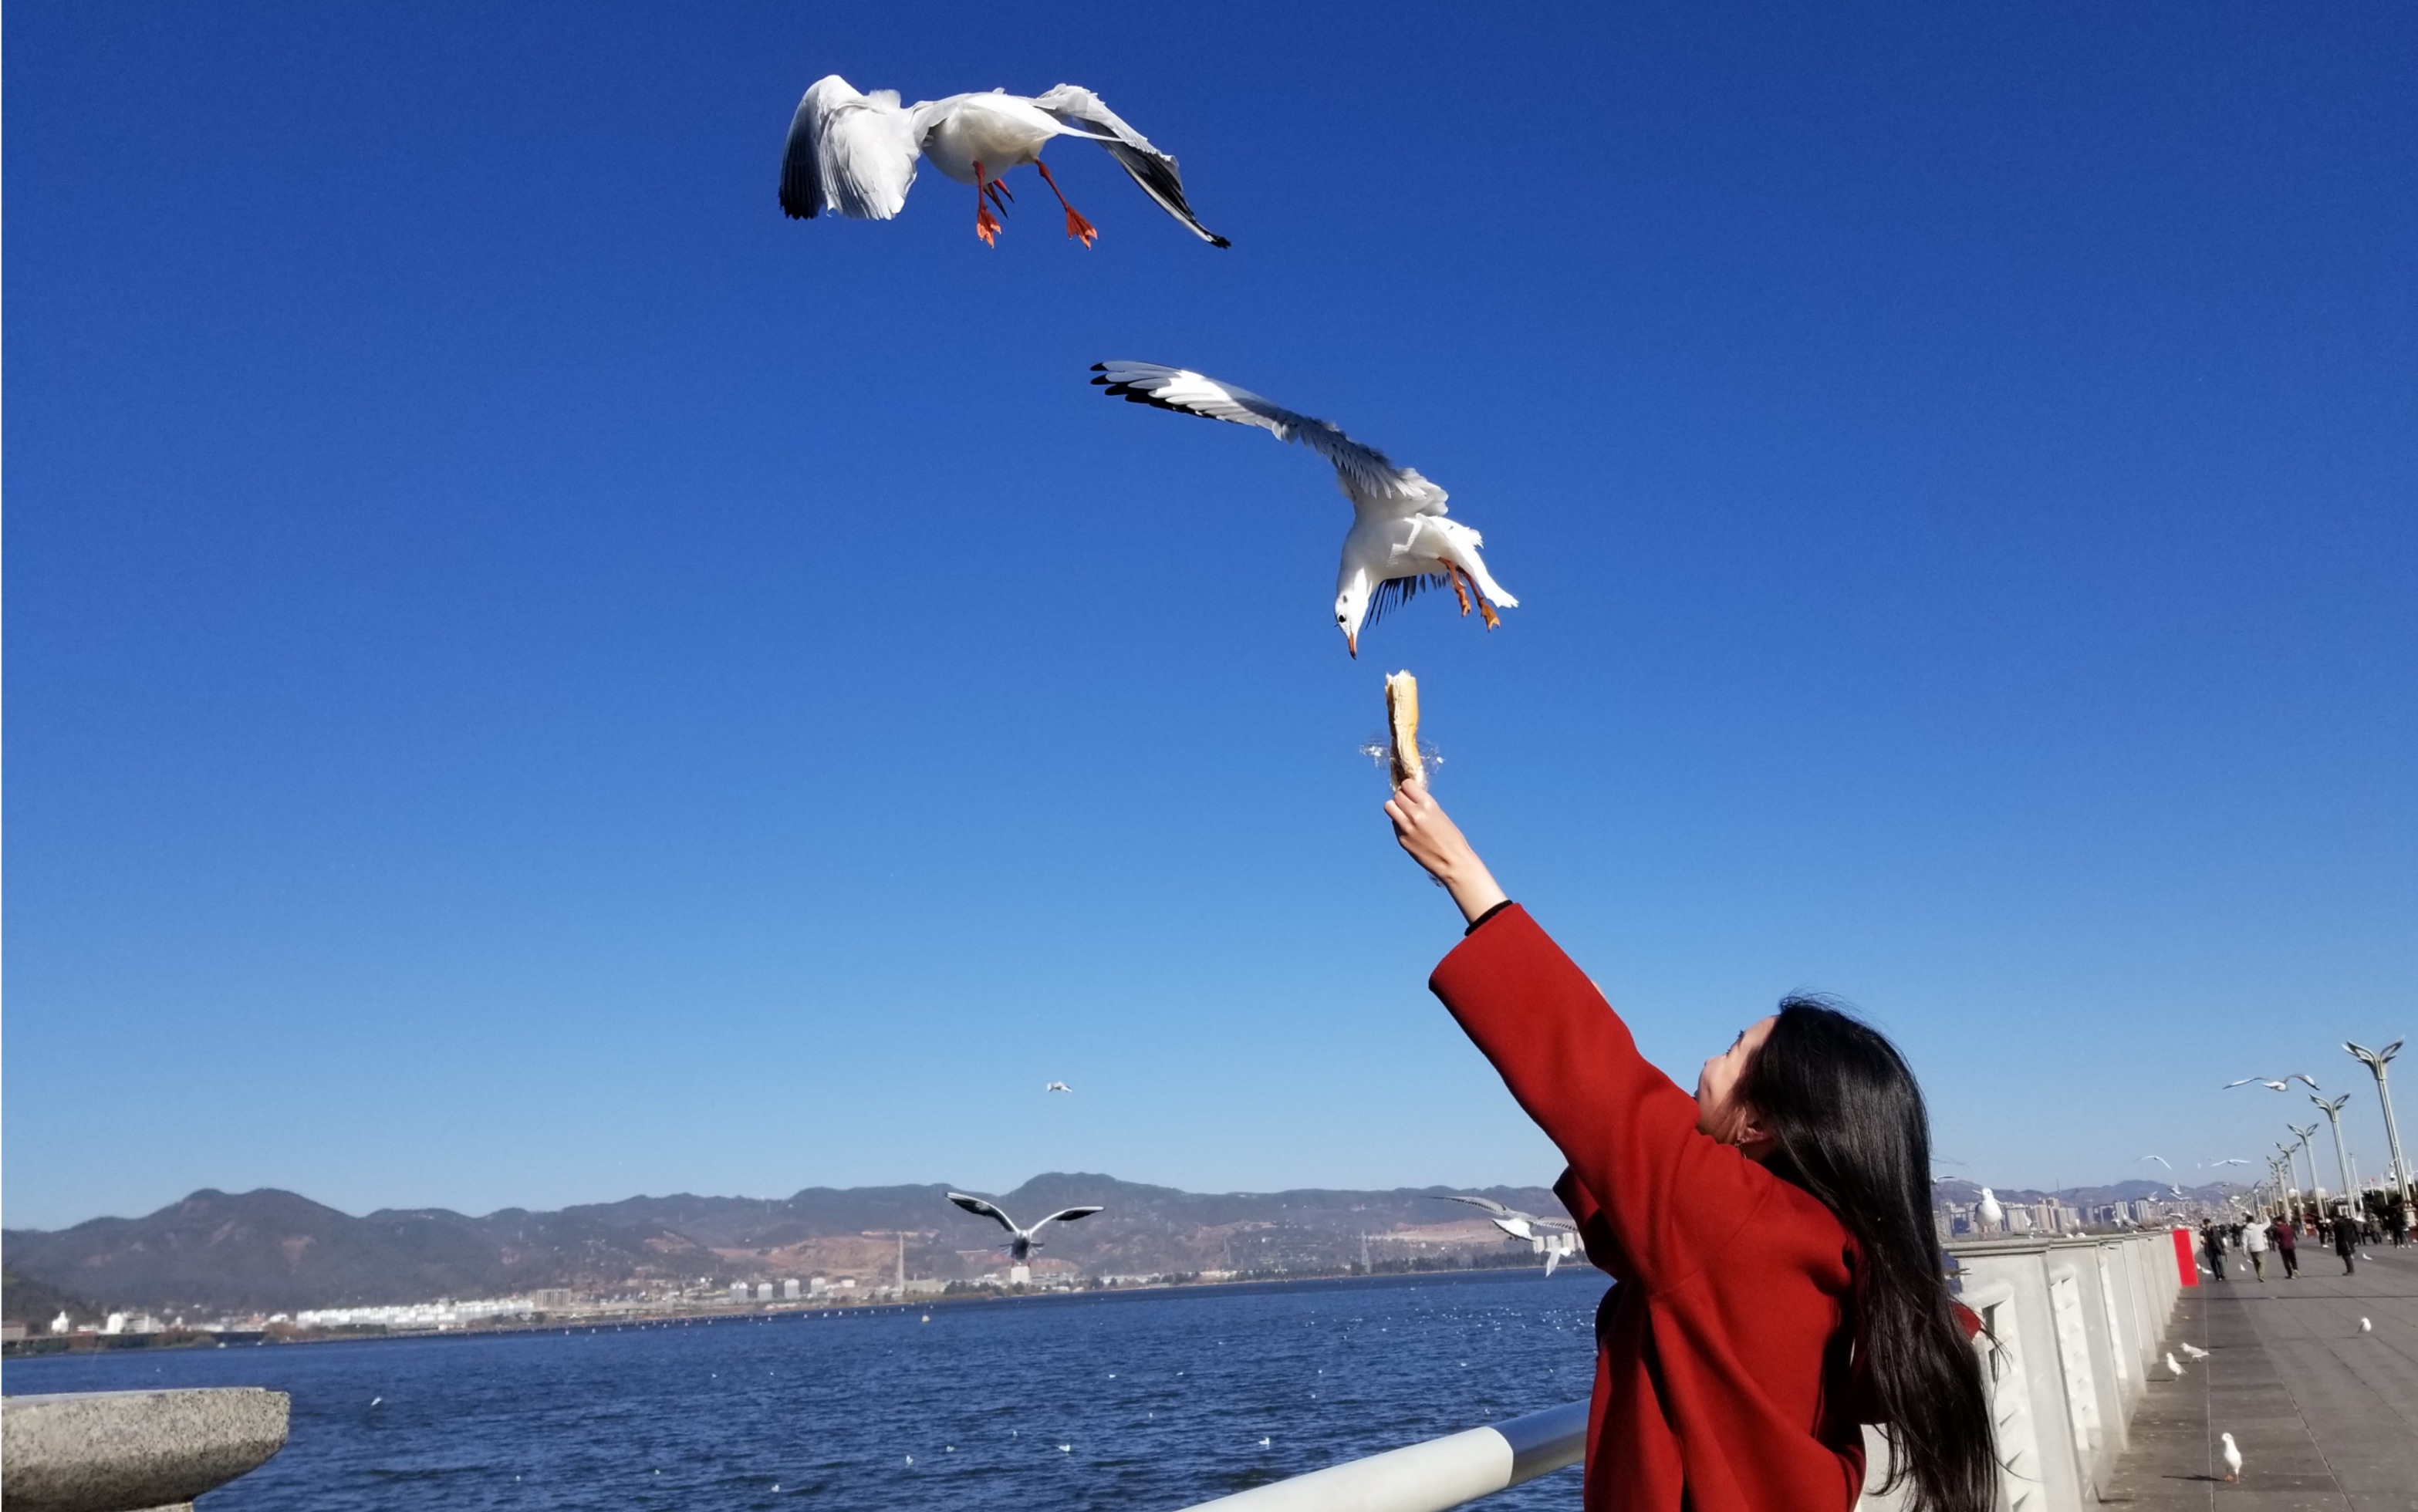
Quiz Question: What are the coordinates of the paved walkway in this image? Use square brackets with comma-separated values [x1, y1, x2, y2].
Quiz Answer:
[2098, 1241, 2418, 1511]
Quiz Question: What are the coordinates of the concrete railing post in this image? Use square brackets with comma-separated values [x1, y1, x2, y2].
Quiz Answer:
[0, 1388, 289, 1512]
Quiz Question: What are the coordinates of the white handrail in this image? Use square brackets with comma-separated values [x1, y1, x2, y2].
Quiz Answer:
[1177, 1399, 1587, 1512]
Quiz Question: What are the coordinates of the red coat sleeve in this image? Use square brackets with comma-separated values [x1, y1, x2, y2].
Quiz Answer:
[1430, 904, 1780, 1294]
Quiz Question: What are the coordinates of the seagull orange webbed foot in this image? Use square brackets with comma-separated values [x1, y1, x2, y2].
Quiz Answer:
[974, 160, 1003, 245]
[1443, 565, 1474, 617]
[1477, 598, 1501, 631]
[1035, 160, 1099, 248]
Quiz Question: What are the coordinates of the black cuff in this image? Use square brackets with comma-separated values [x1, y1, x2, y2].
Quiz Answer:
[1464, 899, 1515, 936]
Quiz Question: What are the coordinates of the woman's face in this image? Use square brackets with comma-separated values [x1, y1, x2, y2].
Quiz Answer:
[1697, 1014, 1778, 1152]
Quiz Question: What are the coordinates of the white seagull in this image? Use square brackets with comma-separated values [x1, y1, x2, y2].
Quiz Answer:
[1432, 1194, 1579, 1276]
[1977, 1188, 2005, 1229]
[945, 1192, 1104, 1262]
[781, 76, 1227, 248]
[2141, 1155, 2173, 1171]
[2179, 1342, 2210, 1359]
[1045, 1082, 1073, 1094]
[2220, 1432, 2242, 1482]
[2223, 1075, 2321, 1092]
[2164, 1352, 2185, 1379]
[1090, 363, 1518, 656]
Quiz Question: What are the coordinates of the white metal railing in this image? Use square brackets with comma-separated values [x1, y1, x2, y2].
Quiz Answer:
[1176, 1230, 2186, 1512]
[1178, 1399, 1586, 1512]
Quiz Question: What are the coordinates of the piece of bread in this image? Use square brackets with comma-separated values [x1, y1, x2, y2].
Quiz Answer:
[1385, 670, 1423, 788]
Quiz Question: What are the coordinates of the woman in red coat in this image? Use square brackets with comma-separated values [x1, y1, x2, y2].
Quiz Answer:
[1386, 782, 1993, 1512]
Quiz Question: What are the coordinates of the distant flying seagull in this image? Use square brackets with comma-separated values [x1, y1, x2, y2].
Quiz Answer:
[2202, 1158, 2251, 1168]
[2224, 1074, 2320, 1092]
[1430, 1193, 1571, 1244]
[781, 77, 1228, 247]
[945, 1192, 1104, 1262]
[2179, 1342, 2209, 1359]
[2140, 1156, 2173, 1171]
[1045, 1082, 1073, 1094]
[1091, 363, 1517, 656]
[1431, 1193, 1579, 1276]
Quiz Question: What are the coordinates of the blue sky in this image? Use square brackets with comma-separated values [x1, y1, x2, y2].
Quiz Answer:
[5, 3, 2413, 1230]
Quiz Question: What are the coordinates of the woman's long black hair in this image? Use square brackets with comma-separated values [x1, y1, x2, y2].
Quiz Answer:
[1739, 997, 1994, 1512]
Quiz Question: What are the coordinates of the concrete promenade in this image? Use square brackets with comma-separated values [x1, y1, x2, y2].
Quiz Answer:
[2099, 1242, 2417, 1511]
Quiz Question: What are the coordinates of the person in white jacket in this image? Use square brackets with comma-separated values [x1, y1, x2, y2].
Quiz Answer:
[2243, 1216, 2271, 1281]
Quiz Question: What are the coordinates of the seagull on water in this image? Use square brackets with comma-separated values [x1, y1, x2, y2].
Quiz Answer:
[946, 1193, 1104, 1262]
[1045, 1082, 1073, 1094]
[782, 77, 1227, 248]
[2220, 1432, 2242, 1481]
[1091, 363, 1518, 656]
[2223, 1074, 2321, 1092]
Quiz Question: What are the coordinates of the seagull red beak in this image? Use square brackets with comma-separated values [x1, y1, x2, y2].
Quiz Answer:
[1346, 630, 1358, 658]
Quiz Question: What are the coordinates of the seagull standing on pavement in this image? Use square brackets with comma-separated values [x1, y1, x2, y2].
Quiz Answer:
[2179, 1342, 2209, 1359]
[2165, 1352, 2185, 1379]
[1090, 363, 1518, 656]
[2220, 1433, 2242, 1482]
[945, 1193, 1104, 1262]
[781, 77, 1228, 247]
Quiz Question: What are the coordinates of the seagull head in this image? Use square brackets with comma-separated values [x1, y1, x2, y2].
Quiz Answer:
[1336, 573, 1372, 657]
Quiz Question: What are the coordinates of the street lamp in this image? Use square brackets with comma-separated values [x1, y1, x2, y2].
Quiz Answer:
[2312, 1093, 2358, 1220]
[2276, 1144, 2300, 1210]
[2291, 1122, 2322, 1207]
[2344, 1039, 2410, 1210]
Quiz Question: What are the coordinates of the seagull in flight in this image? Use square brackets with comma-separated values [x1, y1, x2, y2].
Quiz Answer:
[782, 76, 1227, 248]
[2140, 1156, 2173, 1172]
[1091, 363, 1517, 656]
[1431, 1194, 1579, 1276]
[2224, 1075, 2321, 1092]
[945, 1193, 1104, 1262]
[1044, 1082, 1073, 1094]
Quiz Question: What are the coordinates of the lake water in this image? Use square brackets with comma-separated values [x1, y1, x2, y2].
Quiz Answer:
[3, 1267, 1607, 1510]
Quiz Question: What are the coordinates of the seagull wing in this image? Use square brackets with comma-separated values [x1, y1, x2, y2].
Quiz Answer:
[2222, 1078, 2262, 1089]
[782, 76, 920, 220]
[2286, 1073, 2321, 1090]
[1032, 85, 1228, 246]
[947, 1193, 1019, 1233]
[1090, 363, 1448, 519]
[1435, 1193, 1515, 1218]
[1036, 1205, 1106, 1230]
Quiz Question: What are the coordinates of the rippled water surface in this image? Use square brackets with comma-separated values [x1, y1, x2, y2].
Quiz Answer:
[4, 1267, 1606, 1510]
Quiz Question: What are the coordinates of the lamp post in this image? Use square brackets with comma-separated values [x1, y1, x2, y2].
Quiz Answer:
[2344, 1039, 2410, 1210]
[2312, 1093, 2358, 1220]
[2274, 1145, 2298, 1213]
[2291, 1124, 2322, 1209]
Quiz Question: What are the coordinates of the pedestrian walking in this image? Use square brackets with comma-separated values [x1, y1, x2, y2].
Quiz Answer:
[2332, 1213, 2357, 1275]
[1384, 781, 1997, 1512]
[2270, 1215, 2298, 1279]
[2242, 1217, 2269, 1281]
[2200, 1221, 2227, 1281]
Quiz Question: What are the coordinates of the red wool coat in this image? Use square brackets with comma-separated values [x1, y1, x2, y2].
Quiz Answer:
[1430, 905, 1866, 1512]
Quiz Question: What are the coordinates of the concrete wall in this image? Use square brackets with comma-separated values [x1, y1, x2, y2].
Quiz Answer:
[1860, 1230, 2183, 1512]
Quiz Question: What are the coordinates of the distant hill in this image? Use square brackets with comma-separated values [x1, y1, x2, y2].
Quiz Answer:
[1931, 1177, 2245, 1208]
[2, 1174, 1565, 1316]
[2, 1267, 99, 1329]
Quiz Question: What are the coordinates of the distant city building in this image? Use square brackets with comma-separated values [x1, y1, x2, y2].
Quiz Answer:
[755, 1283, 774, 1302]
[728, 1282, 749, 1302]
[782, 1279, 801, 1300]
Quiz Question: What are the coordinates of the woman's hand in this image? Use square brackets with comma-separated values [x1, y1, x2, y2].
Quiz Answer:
[1384, 783, 1510, 925]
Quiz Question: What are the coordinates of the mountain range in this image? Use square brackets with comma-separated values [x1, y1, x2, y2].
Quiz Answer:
[2, 1173, 1564, 1318]
[6, 1172, 2241, 1321]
